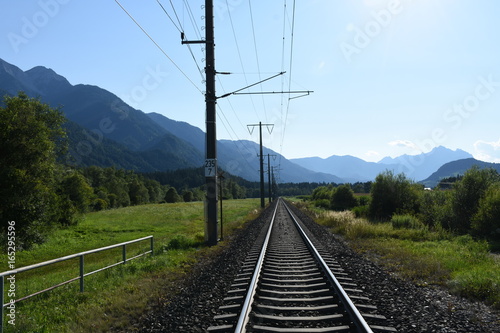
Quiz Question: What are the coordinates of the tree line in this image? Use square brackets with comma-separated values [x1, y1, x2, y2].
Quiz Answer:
[310, 168, 500, 242]
[0, 94, 244, 249]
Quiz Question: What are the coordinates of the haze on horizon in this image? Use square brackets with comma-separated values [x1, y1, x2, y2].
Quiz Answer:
[1, 0, 500, 163]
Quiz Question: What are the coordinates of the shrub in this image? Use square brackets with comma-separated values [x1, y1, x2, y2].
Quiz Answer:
[357, 195, 371, 206]
[450, 166, 500, 233]
[314, 199, 331, 209]
[391, 214, 425, 230]
[92, 198, 109, 211]
[472, 184, 500, 240]
[311, 185, 334, 201]
[369, 171, 420, 220]
[165, 187, 182, 203]
[419, 190, 452, 228]
[352, 205, 369, 218]
[330, 184, 357, 211]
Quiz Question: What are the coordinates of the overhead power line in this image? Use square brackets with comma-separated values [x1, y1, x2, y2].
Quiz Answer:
[248, 0, 268, 121]
[114, 0, 202, 93]
[156, 0, 182, 33]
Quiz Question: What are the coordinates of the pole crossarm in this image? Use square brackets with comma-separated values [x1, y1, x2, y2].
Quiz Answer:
[247, 123, 274, 135]
[217, 72, 285, 99]
[233, 90, 313, 96]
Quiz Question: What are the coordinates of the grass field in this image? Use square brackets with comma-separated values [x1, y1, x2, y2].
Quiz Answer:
[294, 202, 500, 309]
[1, 199, 260, 332]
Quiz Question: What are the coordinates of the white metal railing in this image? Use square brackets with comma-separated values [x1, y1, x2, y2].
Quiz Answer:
[0, 235, 154, 332]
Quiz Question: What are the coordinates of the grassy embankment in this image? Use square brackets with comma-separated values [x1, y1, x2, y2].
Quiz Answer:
[1, 199, 260, 333]
[292, 200, 500, 309]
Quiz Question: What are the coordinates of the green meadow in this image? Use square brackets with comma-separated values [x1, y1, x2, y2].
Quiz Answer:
[1, 199, 260, 332]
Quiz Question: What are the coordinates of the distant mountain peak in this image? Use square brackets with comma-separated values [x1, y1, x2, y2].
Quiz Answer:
[25, 65, 71, 94]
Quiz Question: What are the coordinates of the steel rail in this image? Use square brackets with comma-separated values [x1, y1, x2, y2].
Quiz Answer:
[234, 199, 280, 333]
[282, 201, 374, 333]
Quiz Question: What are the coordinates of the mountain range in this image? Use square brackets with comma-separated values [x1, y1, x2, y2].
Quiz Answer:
[291, 146, 473, 183]
[1, 57, 496, 185]
[0, 58, 340, 183]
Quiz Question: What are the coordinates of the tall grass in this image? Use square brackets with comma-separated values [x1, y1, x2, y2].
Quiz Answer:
[304, 205, 500, 308]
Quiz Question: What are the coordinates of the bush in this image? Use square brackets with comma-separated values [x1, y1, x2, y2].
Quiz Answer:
[391, 214, 426, 230]
[92, 198, 109, 211]
[369, 171, 420, 220]
[450, 167, 500, 233]
[472, 184, 500, 240]
[330, 184, 357, 211]
[314, 199, 331, 209]
[165, 187, 182, 203]
[352, 205, 369, 218]
[358, 195, 371, 206]
[311, 185, 334, 201]
[419, 190, 452, 229]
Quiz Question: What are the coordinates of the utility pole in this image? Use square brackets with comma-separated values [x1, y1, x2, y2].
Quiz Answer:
[248, 122, 273, 208]
[204, 0, 217, 246]
[183, 0, 217, 246]
[266, 154, 277, 203]
[271, 166, 281, 200]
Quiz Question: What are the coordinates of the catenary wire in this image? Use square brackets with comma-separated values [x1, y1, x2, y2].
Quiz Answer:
[248, 0, 268, 122]
[114, 0, 202, 94]
[279, 0, 296, 173]
[225, 0, 261, 122]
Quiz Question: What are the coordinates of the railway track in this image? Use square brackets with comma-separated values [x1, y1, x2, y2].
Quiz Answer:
[208, 199, 396, 333]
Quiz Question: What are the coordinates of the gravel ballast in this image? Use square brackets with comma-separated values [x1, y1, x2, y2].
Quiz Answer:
[135, 201, 499, 332]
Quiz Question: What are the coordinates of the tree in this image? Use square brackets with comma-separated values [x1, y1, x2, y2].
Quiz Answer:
[129, 178, 150, 205]
[331, 184, 357, 211]
[59, 171, 94, 215]
[0, 93, 67, 248]
[450, 167, 500, 233]
[369, 171, 420, 220]
[472, 184, 500, 240]
[182, 190, 194, 202]
[165, 187, 182, 203]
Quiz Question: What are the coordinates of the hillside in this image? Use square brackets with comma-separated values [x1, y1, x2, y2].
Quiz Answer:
[0, 58, 342, 183]
[421, 158, 500, 188]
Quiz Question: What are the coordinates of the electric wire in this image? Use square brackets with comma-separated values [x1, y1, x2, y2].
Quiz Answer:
[156, 0, 182, 33]
[280, 0, 288, 126]
[248, 0, 268, 122]
[168, 0, 183, 31]
[155, 0, 204, 81]
[114, 0, 202, 93]
[183, 0, 203, 41]
[278, 0, 296, 172]
[225, 0, 261, 121]
[217, 79, 260, 161]
[216, 105, 259, 174]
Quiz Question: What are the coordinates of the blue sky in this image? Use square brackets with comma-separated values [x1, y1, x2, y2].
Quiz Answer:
[1, 0, 500, 163]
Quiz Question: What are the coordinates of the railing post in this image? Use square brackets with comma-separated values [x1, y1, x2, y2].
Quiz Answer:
[122, 244, 126, 264]
[1, 275, 4, 333]
[79, 255, 84, 292]
[150, 236, 154, 256]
